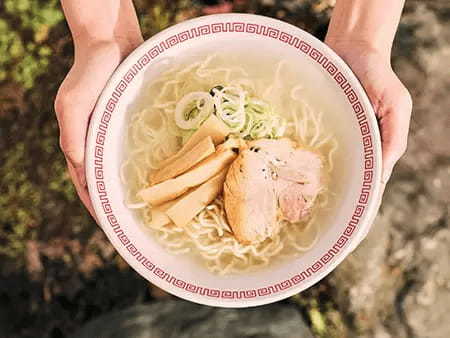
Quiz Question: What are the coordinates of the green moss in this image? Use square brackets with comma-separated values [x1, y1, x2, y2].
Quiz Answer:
[0, 19, 18, 64]
[38, 46, 52, 57]
[5, 0, 63, 32]
[137, 0, 197, 36]
[290, 293, 348, 338]
[1, 0, 62, 88]
[10, 38, 24, 57]
[0, 124, 81, 262]
[310, 307, 327, 335]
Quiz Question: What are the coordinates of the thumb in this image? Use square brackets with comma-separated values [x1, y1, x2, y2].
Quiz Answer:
[377, 89, 412, 184]
[55, 95, 91, 187]
[381, 156, 395, 184]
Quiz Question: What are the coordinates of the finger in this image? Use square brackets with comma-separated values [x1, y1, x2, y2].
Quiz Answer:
[57, 107, 90, 187]
[55, 90, 91, 188]
[67, 161, 98, 223]
[377, 90, 412, 183]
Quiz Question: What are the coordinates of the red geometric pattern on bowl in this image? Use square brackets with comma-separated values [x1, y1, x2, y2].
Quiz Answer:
[92, 22, 374, 299]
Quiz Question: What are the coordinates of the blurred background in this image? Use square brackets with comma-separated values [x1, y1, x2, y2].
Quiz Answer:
[0, 0, 448, 337]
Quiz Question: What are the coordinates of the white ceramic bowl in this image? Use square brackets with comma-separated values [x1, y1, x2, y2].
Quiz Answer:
[86, 14, 382, 307]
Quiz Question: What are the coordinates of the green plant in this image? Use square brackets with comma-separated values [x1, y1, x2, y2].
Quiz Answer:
[0, 0, 63, 88]
[291, 293, 349, 338]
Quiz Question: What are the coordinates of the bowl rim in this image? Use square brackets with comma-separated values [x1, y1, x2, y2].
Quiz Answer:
[85, 13, 382, 307]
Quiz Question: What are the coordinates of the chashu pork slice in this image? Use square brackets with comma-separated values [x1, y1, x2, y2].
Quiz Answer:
[224, 138, 323, 244]
[224, 149, 278, 245]
[248, 138, 324, 222]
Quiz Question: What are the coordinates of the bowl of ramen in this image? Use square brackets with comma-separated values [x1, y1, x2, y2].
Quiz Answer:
[86, 13, 382, 307]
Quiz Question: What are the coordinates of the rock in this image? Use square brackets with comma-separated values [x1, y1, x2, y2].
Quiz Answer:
[71, 300, 313, 338]
[423, 164, 450, 206]
[383, 177, 446, 237]
[402, 229, 450, 338]
[330, 168, 449, 337]
[329, 212, 399, 335]
[393, 1, 450, 173]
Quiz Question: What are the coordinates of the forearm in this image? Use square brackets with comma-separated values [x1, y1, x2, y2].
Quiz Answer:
[61, 0, 143, 55]
[326, 0, 405, 62]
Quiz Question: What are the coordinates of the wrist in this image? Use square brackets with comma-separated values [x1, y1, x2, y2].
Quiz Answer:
[62, 0, 143, 59]
[325, 36, 391, 66]
[326, 0, 405, 66]
[325, 25, 392, 56]
[73, 31, 143, 60]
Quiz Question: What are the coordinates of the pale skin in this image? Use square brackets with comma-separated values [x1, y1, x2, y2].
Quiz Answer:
[55, 0, 412, 218]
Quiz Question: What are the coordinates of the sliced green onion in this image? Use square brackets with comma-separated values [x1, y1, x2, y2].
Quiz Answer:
[175, 92, 214, 130]
[173, 85, 287, 144]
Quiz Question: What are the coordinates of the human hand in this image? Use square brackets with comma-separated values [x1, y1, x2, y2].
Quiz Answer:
[326, 40, 412, 184]
[55, 0, 143, 218]
[55, 37, 142, 218]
